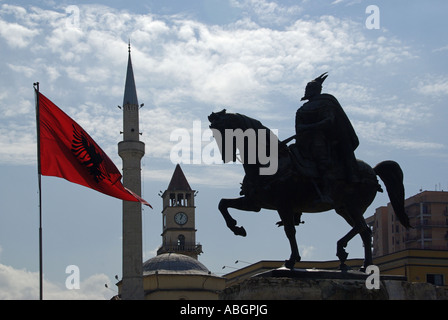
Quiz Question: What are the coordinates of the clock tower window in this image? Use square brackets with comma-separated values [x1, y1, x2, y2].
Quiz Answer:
[177, 193, 185, 206]
[169, 193, 176, 206]
[168, 192, 192, 207]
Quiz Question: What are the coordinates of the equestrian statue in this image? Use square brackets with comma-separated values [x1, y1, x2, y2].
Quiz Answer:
[208, 73, 412, 271]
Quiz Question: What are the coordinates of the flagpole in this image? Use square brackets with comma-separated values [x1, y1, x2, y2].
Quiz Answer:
[34, 82, 43, 300]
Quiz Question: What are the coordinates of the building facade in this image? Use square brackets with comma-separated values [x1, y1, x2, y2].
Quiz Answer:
[141, 164, 222, 299]
[367, 191, 448, 256]
[364, 190, 448, 287]
[224, 191, 448, 288]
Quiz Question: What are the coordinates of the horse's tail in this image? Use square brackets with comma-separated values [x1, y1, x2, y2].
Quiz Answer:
[374, 160, 412, 229]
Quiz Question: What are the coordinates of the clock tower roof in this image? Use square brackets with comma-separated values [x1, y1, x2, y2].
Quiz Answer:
[167, 164, 192, 191]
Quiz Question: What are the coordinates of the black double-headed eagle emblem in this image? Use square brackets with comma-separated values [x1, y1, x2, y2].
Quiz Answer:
[71, 124, 110, 183]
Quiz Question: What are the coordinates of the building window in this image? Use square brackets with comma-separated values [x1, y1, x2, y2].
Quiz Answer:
[421, 203, 430, 215]
[177, 193, 186, 206]
[170, 193, 176, 206]
[186, 193, 192, 206]
[426, 274, 444, 286]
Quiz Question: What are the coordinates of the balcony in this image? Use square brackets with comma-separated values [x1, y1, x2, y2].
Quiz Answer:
[415, 220, 448, 228]
[405, 235, 418, 243]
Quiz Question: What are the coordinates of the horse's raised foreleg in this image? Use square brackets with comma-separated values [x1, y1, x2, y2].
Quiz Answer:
[218, 197, 261, 237]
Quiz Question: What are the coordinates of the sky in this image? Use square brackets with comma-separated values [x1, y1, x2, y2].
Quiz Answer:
[0, 0, 447, 299]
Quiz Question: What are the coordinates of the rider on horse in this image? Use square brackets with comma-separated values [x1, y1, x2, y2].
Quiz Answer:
[294, 73, 359, 205]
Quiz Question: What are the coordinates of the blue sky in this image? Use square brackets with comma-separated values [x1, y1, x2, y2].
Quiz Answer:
[0, 0, 447, 299]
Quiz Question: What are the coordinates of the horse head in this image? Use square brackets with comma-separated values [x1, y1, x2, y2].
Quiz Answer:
[208, 109, 227, 126]
[208, 110, 280, 175]
[208, 109, 238, 163]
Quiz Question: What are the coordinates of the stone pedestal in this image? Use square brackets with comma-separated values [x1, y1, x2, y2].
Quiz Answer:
[220, 268, 448, 300]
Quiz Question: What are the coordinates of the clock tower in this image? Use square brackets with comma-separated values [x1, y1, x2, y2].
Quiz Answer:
[158, 164, 202, 259]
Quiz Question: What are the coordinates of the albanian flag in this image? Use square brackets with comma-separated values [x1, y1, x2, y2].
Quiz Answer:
[36, 91, 151, 207]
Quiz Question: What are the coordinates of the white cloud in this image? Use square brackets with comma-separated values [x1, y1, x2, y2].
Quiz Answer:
[298, 245, 315, 260]
[331, 79, 440, 151]
[0, 263, 113, 300]
[141, 107, 197, 159]
[416, 75, 448, 97]
[0, 18, 39, 48]
[230, 0, 302, 26]
[0, 125, 35, 165]
[352, 120, 444, 151]
[348, 102, 431, 127]
[0, 3, 426, 167]
[387, 139, 444, 151]
[7, 63, 36, 78]
[433, 44, 448, 53]
[331, 0, 362, 6]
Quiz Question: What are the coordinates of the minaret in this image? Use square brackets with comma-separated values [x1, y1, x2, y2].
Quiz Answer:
[118, 43, 145, 300]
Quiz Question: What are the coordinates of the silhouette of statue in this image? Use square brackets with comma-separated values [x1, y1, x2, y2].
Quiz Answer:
[293, 73, 359, 206]
[208, 108, 411, 271]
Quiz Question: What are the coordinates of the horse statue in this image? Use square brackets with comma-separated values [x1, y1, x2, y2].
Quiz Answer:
[208, 109, 411, 271]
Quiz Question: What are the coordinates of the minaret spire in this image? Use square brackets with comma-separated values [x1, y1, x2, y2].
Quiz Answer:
[118, 42, 145, 300]
[122, 42, 139, 119]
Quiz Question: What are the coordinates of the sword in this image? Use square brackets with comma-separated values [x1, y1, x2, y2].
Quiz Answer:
[280, 134, 296, 145]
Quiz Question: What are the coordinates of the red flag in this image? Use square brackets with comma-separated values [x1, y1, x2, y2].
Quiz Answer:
[37, 91, 151, 207]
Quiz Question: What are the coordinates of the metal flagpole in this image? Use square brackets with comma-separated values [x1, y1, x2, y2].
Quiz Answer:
[34, 82, 43, 300]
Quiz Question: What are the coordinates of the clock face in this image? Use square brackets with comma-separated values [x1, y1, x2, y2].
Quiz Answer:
[174, 212, 188, 225]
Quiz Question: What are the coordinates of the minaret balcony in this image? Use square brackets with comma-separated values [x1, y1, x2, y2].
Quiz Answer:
[118, 140, 145, 159]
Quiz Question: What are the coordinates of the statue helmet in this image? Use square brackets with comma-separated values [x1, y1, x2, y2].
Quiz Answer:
[301, 72, 328, 101]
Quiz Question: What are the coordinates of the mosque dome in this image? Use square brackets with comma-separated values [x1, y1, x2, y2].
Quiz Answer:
[143, 253, 212, 276]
